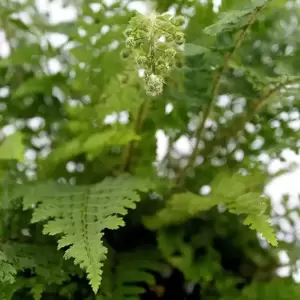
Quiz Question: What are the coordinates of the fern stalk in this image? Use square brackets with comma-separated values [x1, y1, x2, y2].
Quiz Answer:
[121, 15, 159, 172]
[176, 1, 271, 187]
[120, 98, 150, 172]
[224, 76, 300, 142]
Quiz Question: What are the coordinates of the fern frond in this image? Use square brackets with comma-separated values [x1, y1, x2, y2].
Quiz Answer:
[0, 251, 17, 284]
[30, 282, 44, 300]
[157, 228, 221, 282]
[143, 192, 218, 230]
[0, 132, 24, 162]
[97, 248, 164, 300]
[239, 279, 300, 299]
[203, 1, 268, 36]
[0, 280, 24, 300]
[1, 242, 79, 283]
[23, 175, 152, 293]
[0, 241, 81, 299]
[144, 170, 277, 245]
[46, 127, 140, 166]
[243, 215, 277, 246]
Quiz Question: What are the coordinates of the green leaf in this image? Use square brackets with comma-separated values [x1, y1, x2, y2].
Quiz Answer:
[184, 43, 209, 56]
[83, 129, 140, 154]
[0, 133, 24, 162]
[204, 10, 251, 36]
[12, 74, 65, 98]
[0, 44, 42, 67]
[46, 128, 140, 166]
[0, 251, 17, 284]
[204, 1, 268, 36]
[243, 215, 278, 246]
[70, 45, 94, 62]
[226, 192, 267, 215]
[144, 192, 218, 230]
[31, 283, 44, 300]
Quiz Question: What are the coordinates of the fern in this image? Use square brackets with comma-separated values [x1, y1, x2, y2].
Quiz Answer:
[20, 175, 152, 293]
[0, 0, 297, 298]
[143, 192, 218, 229]
[0, 242, 80, 299]
[1, 243, 78, 283]
[144, 170, 277, 245]
[203, 1, 268, 36]
[46, 127, 140, 166]
[236, 280, 300, 300]
[243, 215, 277, 246]
[0, 132, 24, 163]
[97, 248, 164, 300]
[157, 228, 221, 283]
[0, 251, 17, 284]
[0, 280, 23, 300]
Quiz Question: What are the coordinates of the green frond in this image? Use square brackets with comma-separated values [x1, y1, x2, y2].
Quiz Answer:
[203, 1, 268, 36]
[22, 175, 152, 293]
[46, 127, 140, 166]
[143, 192, 218, 229]
[144, 170, 277, 245]
[157, 228, 221, 283]
[0, 132, 24, 163]
[243, 215, 277, 246]
[0, 251, 17, 284]
[238, 280, 300, 299]
[1, 242, 78, 283]
[0, 280, 23, 300]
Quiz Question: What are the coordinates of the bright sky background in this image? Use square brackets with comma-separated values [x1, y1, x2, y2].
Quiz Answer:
[0, 0, 300, 278]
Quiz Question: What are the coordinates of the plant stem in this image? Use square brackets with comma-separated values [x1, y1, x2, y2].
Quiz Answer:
[240, 77, 299, 132]
[120, 16, 158, 172]
[175, 2, 269, 187]
[120, 99, 149, 172]
[201, 77, 299, 158]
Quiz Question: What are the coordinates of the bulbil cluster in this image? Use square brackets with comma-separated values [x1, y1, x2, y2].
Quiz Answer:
[121, 12, 185, 96]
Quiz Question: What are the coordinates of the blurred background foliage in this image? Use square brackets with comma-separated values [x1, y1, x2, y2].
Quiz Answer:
[1, 0, 300, 299]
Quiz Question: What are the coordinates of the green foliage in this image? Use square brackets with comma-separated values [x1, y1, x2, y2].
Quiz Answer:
[0, 133, 24, 163]
[46, 126, 140, 164]
[144, 170, 277, 245]
[97, 248, 164, 300]
[18, 175, 151, 293]
[0, 0, 299, 299]
[0, 251, 17, 284]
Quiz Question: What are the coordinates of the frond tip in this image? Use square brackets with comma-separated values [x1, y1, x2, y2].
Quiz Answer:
[24, 174, 152, 293]
[243, 214, 278, 247]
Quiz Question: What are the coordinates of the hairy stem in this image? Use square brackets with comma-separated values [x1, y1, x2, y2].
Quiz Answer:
[120, 99, 149, 172]
[175, 2, 269, 187]
[120, 18, 157, 172]
[201, 77, 299, 159]
[238, 77, 299, 134]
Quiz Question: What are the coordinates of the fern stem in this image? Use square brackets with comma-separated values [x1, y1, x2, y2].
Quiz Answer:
[120, 17, 158, 172]
[175, 1, 269, 187]
[201, 77, 299, 160]
[120, 99, 150, 172]
[237, 77, 299, 134]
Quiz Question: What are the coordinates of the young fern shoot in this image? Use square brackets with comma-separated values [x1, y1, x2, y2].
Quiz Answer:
[122, 11, 185, 96]
[120, 11, 185, 171]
